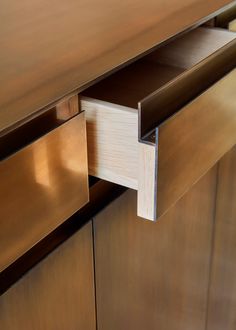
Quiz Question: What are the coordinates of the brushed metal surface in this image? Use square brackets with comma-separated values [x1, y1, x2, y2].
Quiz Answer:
[139, 37, 236, 139]
[0, 0, 234, 134]
[0, 180, 126, 295]
[215, 2, 236, 27]
[93, 167, 217, 330]
[0, 222, 96, 330]
[0, 112, 89, 272]
[154, 69, 236, 218]
[206, 146, 236, 330]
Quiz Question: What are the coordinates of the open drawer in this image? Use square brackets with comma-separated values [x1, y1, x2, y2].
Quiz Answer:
[0, 96, 89, 272]
[81, 27, 236, 220]
[215, 3, 236, 31]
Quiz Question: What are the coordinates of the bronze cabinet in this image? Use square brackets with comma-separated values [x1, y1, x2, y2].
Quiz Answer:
[92, 149, 236, 330]
[1, 2, 236, 329]
[206, 147, 236, 330]
[0, 221, 96, 330]
[93, 170, 217, 330]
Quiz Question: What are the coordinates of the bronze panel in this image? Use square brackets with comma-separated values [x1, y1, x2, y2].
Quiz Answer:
[155, 69, 236, 218]
[0, 112, 89, 272]
[207, 146, 236, 330]
[94, 167, 217, 330]
[0, 222, 96, 330]
[139, 39, 236, 139]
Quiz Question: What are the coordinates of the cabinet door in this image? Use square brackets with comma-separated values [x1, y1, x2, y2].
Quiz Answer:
[207, 146, 236, 330]
[93, 167, 217, 330]
[0, 221, 96, 330]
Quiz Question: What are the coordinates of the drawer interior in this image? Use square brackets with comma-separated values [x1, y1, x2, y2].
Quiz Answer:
[83, 27, 235, 112]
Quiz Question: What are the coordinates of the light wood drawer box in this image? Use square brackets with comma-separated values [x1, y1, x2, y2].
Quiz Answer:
[0, 98, 89, 272]
[81, 27, 236, 220]
[229, 19, 236, 32]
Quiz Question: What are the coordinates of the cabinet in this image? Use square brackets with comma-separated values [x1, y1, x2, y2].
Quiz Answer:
[0, 3, 235, 328]
[207, 146, 236, 330]
[93, 146, 236, 330]
[0, 222, 96, 330]
[1, 148, 235, 330]
[93, 167, 218, 330]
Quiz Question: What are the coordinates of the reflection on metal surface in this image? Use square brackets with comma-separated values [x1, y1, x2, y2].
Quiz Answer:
[33, 139, 51, 187]
[0, 111, 89, 272]
[58, 127, 82, 174]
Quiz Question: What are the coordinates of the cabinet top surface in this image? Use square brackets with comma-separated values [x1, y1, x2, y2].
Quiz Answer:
[0, 0, 234, 134]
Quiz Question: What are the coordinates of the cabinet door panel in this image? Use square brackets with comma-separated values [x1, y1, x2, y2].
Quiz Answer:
[93, 167, 217, 330]
[0, 221, 96, 330]
[207, 146, 236, 330]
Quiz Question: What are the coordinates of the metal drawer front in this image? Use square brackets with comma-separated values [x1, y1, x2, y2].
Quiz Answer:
[0, 111, 88, 272]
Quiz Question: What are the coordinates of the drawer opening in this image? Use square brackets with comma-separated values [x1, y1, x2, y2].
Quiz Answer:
[83, 27, 235, 139]
[81, 26, 236, 221]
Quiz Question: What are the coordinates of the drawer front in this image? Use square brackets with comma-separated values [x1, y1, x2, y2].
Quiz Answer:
[138, 69, 236, 219]
[0, 111, 89, 272]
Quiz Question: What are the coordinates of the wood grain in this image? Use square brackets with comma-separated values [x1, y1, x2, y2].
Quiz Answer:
[0, 0, 234, 134]
[206, 146, 236, 330]
[137, 141, 157, 220]
[82, 97, 139, 189]
[229, 18, 236, 31]
[93, 167, 217, 330]
[0, 108, 88, 272]
[0, 222, 96, 330]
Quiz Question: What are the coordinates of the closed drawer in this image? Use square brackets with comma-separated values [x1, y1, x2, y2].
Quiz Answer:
[0, 96, 89, 272]
[81, 27, 236, 220]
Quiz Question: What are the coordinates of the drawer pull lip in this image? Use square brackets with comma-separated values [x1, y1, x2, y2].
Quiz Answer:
[138, 39, 236, 141]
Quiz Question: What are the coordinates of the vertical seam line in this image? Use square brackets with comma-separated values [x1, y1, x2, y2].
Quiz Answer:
[204, 162, 220, 330]
[92, 218, 99, 330]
